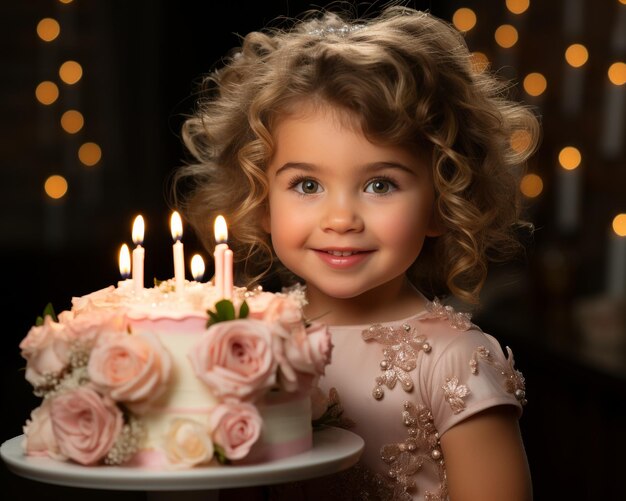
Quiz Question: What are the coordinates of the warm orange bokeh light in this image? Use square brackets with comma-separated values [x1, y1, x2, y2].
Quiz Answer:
[495, 24, 518, 48]
[452, 8, 477, 32]
[558, 146, 582, 170]
[506, 0, 530, 15]
[520, 173, 543, 198]
[565, 44, 589, 68]
[470, 52, 489, 73]
[58, 0, 74, 3]
[44, 175, 68, 199]
[37, 18, 60, 42]
[510, 129, 533, 154]
[613, 214, 626, 237]
[608, 62, 626, 85]
[59, 60, 82, 85]
[78, 142, 102, 166]
[60, 110, 84, 134]
[35, 81, 59, 105]
[523, 72, 547, 96]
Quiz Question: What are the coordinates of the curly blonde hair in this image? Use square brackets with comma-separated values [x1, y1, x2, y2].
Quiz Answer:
[173, 5, 540, 304]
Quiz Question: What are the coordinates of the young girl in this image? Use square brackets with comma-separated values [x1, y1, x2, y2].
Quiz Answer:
[174, 5, 539, 500]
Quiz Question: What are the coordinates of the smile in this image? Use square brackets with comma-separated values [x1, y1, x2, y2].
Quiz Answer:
[313, 248, 374, 269]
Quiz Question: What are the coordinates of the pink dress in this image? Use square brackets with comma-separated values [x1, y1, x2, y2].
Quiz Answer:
[268, 298, 527, 500]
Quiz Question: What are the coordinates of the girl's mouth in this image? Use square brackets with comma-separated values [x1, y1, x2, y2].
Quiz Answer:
[313, 248, 374, 269]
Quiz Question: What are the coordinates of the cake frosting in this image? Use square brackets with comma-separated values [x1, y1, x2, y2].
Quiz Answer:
[19, 279, 332, 468]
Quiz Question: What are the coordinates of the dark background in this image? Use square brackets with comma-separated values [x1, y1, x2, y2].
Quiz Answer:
[2, 1, 625, 499]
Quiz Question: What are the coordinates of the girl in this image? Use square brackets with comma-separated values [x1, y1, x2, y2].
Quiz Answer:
[174, 5, 539, 500]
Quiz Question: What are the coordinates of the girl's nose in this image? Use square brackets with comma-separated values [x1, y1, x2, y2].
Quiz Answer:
[320, 195, 364, 234]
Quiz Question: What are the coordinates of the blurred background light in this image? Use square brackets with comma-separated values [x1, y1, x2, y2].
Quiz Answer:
[35, 81, 59, 105]
[59, 60, 83, 85]
[44, 175, 68, 199]
[36, 18, 60, 42]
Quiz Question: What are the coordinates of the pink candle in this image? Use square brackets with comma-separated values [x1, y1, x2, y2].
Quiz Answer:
[213, 215, 233, 298]
[170, 211, 185, 294]
[131, 215, 145, 293]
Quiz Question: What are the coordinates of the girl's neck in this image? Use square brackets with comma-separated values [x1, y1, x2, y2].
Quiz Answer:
[303, 276, 427, 326]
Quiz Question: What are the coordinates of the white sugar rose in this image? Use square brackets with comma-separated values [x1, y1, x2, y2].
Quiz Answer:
[189, 319, 277, 400]
[164, 419, 214, 468]
[88, 331, 172, 413]
[209, 402, 262, 460]
[20, 316, 71, 387]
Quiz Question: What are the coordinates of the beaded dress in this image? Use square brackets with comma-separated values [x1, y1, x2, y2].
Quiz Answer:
[264, 298, 527, 500]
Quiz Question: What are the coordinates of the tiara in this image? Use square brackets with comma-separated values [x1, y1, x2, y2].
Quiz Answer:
[308, 23, 365, 37]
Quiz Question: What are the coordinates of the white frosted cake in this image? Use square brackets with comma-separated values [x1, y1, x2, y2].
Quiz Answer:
[19, 280, 332, 468]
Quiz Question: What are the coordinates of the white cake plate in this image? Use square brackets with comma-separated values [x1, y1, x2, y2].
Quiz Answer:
[1, 427, 363, 492]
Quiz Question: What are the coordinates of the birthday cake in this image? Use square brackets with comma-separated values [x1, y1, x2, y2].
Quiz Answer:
[18, 279, 332, 468]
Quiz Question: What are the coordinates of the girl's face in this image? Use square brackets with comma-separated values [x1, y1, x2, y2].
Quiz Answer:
[264, 103, 439, 306]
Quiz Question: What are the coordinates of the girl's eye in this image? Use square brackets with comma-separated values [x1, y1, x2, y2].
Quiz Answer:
[293, 178, 321, 194]
[365, 179, 396, 194]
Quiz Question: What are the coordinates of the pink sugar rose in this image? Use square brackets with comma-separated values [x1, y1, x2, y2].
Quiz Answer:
[20, 316, 71, 387]
[88, 331, 172, 413]
[189, 319, 277, 401]
[209, 402, 262, 460]
[63, 309, 126, 347]
[245, 292, 278, 319]
[71, 285, 119, 314]
[274, 322, 332, 390]
[22, 399, 66, 460]
[260, 295, 303, 328]
[49, 386, 123, 465]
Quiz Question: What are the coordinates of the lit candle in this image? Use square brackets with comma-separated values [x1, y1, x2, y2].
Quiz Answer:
[132, 215, 145, 293]
[171, 211, 185, 293]
[119, 243, 131, 279]
[191, 254, 205, 282]
[607, 214, 626, 297]
[213, 215, 232, 298]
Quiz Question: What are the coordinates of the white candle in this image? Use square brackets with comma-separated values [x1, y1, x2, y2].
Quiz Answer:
[224, 249, 233, 299]
[191, 254, 205, 282]
[171, 211, 185, 294]
[132, 215, 145, 293]
[607, 214, 626, 297]
[213, 215, 232, 299]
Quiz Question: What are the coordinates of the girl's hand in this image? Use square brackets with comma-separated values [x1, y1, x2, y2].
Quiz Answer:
[440, 405, 532, 501]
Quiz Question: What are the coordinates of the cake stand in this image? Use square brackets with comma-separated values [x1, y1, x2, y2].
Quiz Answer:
[1, 427, 364, 500]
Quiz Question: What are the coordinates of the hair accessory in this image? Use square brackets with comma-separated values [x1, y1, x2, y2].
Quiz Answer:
[308, 23, 365, 37]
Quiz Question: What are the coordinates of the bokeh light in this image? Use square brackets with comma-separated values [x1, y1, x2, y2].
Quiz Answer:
[60, 110, 84, 134]
[523, 72, 547, 96]
[35, 81, 59, 105]
[59, 60, 83, 85]
[520, 173, 543, 198]
[565, 44, 589, 68]
[608, 62, 626, 85]
[470, 52, 489, 73]
[37, 18, 60, 42]
[558, 146, 582, 170]
[452, 8, 477, 32]
[44, 175, 68, 199]
[78, 142, 102, 166]
[506, 0, 530, 14]
[495, 24, 518, 48]
[613, 214, 626, 237]
[510, 129, 533, 154]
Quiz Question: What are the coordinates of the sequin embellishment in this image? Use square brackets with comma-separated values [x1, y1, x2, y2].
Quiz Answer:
[362, 322, 432, 400]
[378, 401, 448, 501]
[424, 298, 473, 331]
[470, 345, 527, 405]
[442, 377, 471, 414]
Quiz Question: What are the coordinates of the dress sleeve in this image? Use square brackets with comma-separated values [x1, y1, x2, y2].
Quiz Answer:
[428, 329, 527, 436]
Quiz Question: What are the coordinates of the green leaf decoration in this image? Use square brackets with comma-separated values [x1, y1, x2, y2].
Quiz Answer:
[36, 303, 58, 325]
[213, 445, 230, 465]
[239, 300, 249, 319]
[154, 278, 164, 287]
[206, 299, 250, 327]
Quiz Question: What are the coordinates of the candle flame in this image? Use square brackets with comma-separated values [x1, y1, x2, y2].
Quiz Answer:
[171, 211, 183, 241]
[119, 243, 131, 278]
[214, 215, 228, 243]
[191, 254, 205, 281]
[132, 215, 145, 246]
